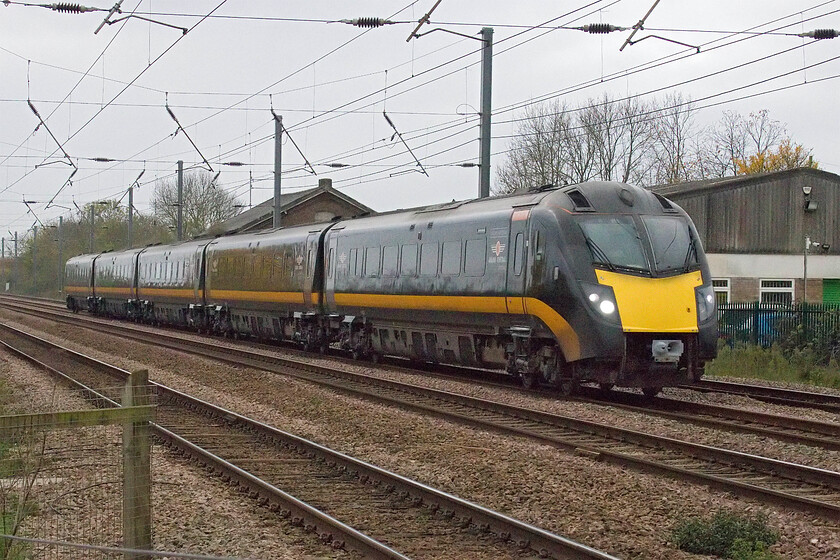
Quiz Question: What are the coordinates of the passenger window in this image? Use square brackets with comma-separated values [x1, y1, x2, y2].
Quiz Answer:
[441, 241, 461, 276]
[364, 246, 380, 277]
[400, 244, 417, 276]
[465, 239, 486, 277]
[382, 246, 397, 277]
[513, 233, 524, 276]
[420, 243, 438, 276]
[349, 248, 358, 276]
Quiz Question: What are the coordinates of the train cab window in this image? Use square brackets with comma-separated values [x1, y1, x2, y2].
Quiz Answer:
[400, 244, 417, 276]
[382, 246, 398, 277]
[420, 243, 438, 276]
[364, 246, 380, 277]
[464, 239, 486, 277]
[442, 241, 461, 276]
[513, 233, 524, 276]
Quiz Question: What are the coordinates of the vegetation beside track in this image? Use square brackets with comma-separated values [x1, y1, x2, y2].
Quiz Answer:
[671, 510, 779, 560]
[707, 341, 840, 389]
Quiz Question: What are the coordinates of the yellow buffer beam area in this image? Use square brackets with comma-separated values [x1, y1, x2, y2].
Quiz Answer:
[596, 270, 703, 333]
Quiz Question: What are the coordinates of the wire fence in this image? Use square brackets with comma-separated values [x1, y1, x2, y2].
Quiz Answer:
[718, 302, 840, 352]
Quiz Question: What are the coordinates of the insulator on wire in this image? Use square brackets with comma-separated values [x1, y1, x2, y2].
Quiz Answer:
[800, 28, 839, 40]
[50, 3, 98, 13]
[582, 23, 622, 34]
[340, 17, 392, 28]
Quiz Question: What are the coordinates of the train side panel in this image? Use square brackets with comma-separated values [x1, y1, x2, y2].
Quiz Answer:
[204, 225, 326, 339]
[136, 240, 208, 326]
[64, 254, 98, 311]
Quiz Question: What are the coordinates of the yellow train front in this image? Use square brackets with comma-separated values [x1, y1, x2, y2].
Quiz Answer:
[514, 181, 718, 395]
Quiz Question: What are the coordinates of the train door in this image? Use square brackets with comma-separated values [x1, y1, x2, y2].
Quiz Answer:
[505, 207, 530, 315]
[303, 232, 320, 309]
[323, 228, 342, 313]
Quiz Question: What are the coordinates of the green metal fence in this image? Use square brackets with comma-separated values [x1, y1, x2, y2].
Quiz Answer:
[718, 302, 840, 347]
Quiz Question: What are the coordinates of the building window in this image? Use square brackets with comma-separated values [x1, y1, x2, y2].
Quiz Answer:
[712, 278, 730, 305]
[760, 279, 793, 305]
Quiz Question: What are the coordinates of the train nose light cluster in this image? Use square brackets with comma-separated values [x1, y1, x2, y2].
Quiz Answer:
[581, 282, 619, 319]
[695, 285, 717, 322]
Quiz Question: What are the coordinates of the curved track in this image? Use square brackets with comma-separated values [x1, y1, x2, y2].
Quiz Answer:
[0, 320, 616, 560]
[2, 298, 840, 518]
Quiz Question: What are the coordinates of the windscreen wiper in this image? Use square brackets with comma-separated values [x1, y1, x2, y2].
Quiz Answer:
[682, 239, 697, 272]
[584, 236, 616, 272]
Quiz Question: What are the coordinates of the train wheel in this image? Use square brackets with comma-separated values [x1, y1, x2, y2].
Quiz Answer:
[370, 352, 381, 364]
[520, 370, 539, 390]
[558, 377, 579, 396]
[599, 383, 614, 393]
[642, 386, 662, 399]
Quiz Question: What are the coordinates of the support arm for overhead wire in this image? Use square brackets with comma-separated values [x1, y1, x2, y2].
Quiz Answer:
[27, 100, 76, 168]
[45, 168, 78, 209]
[165, 96, 213, 172]
[274, 109, 316, 176]
[383, 111, 428, 177]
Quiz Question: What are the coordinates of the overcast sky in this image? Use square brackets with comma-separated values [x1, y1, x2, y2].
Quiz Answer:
[1, 0, 838, 241]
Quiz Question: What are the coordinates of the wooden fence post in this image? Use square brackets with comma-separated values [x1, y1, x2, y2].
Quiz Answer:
[123, 369, 151, 559]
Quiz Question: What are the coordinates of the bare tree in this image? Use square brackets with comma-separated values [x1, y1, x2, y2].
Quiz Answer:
[650, 93, 697, 184]
[495, 101, 583, 194]
[152, 171, 241, 239]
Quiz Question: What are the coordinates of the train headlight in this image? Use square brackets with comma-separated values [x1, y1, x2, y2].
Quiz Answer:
[580, 282, 620, 322]
[695, 285, 716, 323]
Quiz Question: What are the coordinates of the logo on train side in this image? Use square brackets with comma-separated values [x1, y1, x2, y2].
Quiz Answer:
[488, 239, 506, 264]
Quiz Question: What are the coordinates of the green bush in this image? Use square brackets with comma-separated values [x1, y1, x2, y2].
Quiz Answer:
[671, 511, 779, 559]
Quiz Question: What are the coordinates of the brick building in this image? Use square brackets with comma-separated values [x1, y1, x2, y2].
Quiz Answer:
[203, 178, 375, 237]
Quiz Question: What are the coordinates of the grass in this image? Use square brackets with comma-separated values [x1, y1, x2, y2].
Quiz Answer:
[706, 341, 840, 389]
[671, 510, 779, 559]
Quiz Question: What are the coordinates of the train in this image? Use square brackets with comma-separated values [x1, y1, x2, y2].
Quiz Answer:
[64, 181, 718, 396]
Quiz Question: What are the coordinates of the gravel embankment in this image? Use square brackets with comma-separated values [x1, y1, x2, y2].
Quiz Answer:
[2, 309, 840, 559]
[0, 341, 350, 560]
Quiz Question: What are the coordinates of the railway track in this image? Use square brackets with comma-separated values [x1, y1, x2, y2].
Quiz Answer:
[0, 321, 617, 560]
[2, 298, 840, 519]
[5, 296, 840, 454]
[12, 295, 840, 414]
[684, 378, 840, 414]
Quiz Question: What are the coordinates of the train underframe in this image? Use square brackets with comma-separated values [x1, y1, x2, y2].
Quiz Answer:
[72, 298, 705, 396]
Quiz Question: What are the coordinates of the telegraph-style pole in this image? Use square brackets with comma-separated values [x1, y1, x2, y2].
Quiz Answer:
[128, 184, 134, 248]
[272, 112, 283, 228]
[32, 226, 37, 294]
[478, 27, 493, 199]
[58, 216, 64, 294]
[177, 160, 184, 241]
[89, 205, 95, 253]
[13, 231, 18, 291]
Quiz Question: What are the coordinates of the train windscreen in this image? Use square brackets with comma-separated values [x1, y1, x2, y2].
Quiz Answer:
[578, 216, 649, 273]
[641, 215, 698, 275]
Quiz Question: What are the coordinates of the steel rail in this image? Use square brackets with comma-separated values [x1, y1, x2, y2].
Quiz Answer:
[2, 303, 840, 518]
[0, 320, 617, 560]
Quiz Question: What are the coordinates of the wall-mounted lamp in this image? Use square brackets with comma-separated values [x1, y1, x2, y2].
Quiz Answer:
[803, 185, 818, 212]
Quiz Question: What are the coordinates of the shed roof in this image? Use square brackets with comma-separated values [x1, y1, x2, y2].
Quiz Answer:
[647, 167, 840, 199]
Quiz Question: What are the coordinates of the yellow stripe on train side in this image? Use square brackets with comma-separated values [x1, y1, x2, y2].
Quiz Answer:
[332, 293, 580, 361]
[207, 289, 305, 304]
[65, 286, 89, 294]
[595, 270, 702, 333]
[136, 287, 203, 299]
